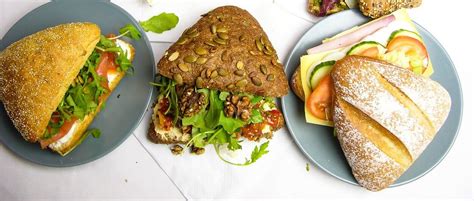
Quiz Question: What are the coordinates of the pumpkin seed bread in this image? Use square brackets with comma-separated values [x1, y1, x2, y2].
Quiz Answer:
[359, 0, 422, 18]
[157, 6, 289, 97]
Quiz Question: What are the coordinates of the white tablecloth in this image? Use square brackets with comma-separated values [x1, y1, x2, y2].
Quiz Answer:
[1, 0, 472, 200]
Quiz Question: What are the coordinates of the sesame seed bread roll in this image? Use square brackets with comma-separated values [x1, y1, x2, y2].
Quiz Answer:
[157, 6, 289, 97]
[0, 22, 100, 142]
[331, 56, 451, 191]
[359, 0, 422, 18]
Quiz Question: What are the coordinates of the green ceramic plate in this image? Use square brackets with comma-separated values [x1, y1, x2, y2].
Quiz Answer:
[0, 0, 155, 167]
[282, 10, 463, 187]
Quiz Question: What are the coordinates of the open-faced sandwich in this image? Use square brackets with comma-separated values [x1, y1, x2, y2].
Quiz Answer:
[148, 6, 288, 164]
[0, 22, 135, 156]
[290, 9, 452, 191]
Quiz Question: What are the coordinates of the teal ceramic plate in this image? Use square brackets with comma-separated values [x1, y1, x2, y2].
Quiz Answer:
[282, 10, 463, 187]
[0, 0, 155, 167]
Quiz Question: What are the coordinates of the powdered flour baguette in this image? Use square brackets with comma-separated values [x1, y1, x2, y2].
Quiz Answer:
[332, 56, 451, 191]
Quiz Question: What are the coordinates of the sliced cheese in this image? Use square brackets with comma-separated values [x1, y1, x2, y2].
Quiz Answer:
[301, 9, 433, 126]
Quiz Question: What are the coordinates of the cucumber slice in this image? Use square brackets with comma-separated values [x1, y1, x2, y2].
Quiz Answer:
[309, 60, 335, 90]
[388, 29, 422, 42]
[347, 41, 385, 56]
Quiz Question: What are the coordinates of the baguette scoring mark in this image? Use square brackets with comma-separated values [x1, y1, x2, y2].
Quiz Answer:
[333, 57, 435, 160]
[334, 98, 404, 191]
[337, 98, 412, 169]
[374, 63, 451, 132]
[375, 72, 436, 136]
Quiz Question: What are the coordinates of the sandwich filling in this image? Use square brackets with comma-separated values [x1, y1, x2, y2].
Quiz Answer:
[301, 9, 432, 125]
[40, 35, 133, 149]
[150, 76, 284, 160]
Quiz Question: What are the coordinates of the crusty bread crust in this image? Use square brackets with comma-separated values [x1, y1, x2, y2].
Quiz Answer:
[359, 0, 422, 18]
[334, 97, 404, 191]
[332, 56, 451, 191]
[0, 22, 100, 142]
[290, 65, 305, 101]
[157, 6, 288, 97]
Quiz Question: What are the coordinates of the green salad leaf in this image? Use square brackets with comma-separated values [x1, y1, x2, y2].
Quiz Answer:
[214, 141, 270, 166]
[87, 128, 102, 138]
[151, 76, 273, 166]
[119, 24, 142, 40]
[139, 12, 179, 34]
[218, 112, 245, 133]
[43, 32, 133, 140]
[219, 91, 230, 101]
[249, 109, 263, 124]
[205, 90, 224, 129]
[76, 128, 102, 146]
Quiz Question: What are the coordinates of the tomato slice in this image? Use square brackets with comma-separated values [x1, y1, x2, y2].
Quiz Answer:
[40, 118, 78, 149]
[357, 47, 380, 58]
[387, 36, 428, 60]
[306, 75, 334, 121]
[265, 109, 283, 129]
[96, 52, 117, 78]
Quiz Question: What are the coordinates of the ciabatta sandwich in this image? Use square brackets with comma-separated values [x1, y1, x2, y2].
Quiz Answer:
[0, 22, 135, 156]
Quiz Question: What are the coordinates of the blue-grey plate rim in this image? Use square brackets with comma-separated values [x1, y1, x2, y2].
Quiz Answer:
[281, 9, 463, 187]
[0, 0, 155, 167]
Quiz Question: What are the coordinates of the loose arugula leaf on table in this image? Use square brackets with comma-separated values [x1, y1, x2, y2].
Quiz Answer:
[214, 141, 270, 166]
[139, 12, 179, 34]
[118, 12, 178, 40]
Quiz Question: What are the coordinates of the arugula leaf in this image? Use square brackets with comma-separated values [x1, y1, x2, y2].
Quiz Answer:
[218, 111, 245, 133]
[207, 128, 226, 145]
[86, 128, 102, 138]
[99, 35, 115, 48]
[214, 141, 270, 166]
[227, 134, 242, 151]
[249, 109, 263, 124]
[250, 96, 263, 105]
[77, 128, 101, 146]
[139, 12, 179, 34]
[219, 91, 230, 101]
[182, 109, 207, 129]
[205, 90, 223, 129]
[119, 24, 142, 40]
[188, 131, 207, 148]
[151, 76, 180, 124]
[250, 141, 269, 163]
[115, 48, 132, 72]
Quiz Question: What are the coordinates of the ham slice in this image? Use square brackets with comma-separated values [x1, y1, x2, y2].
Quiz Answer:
[307, 15, 395, 55]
